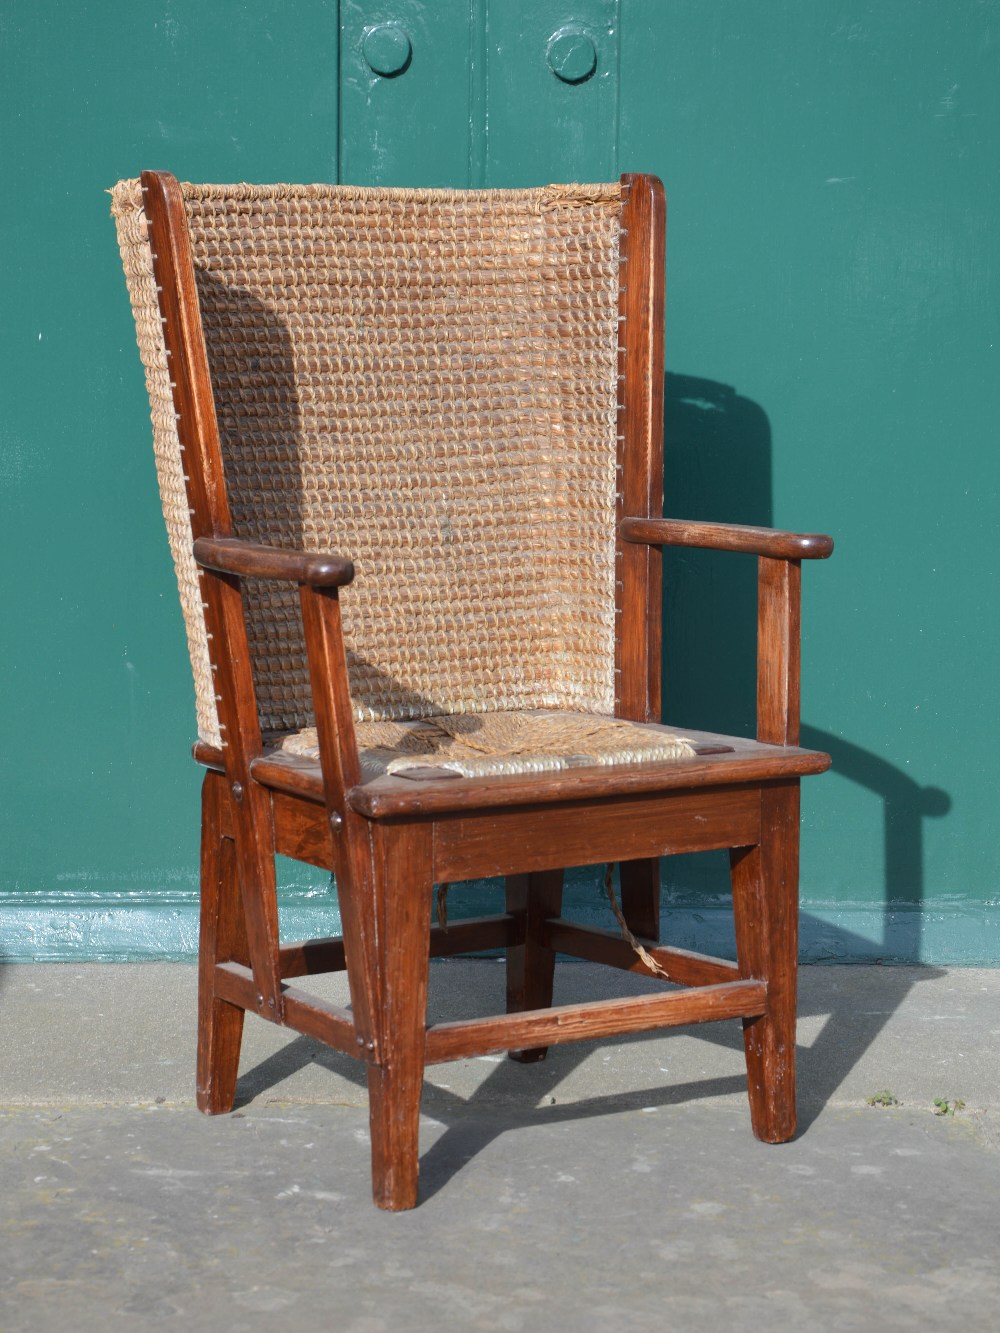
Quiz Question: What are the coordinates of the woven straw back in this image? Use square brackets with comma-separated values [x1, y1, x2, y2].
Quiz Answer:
[112, 180, 623, 748]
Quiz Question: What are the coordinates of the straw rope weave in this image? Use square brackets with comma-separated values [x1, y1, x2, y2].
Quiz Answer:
[277, 712, 696, 782]
[111, 179, 625, 753]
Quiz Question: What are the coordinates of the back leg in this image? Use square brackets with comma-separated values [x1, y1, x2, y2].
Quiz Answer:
[618, 857, 661, 942]
[505, 869, 564, 1064]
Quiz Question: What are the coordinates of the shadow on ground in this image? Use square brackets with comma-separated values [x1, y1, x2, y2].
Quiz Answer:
[233, 952, 947, 1201]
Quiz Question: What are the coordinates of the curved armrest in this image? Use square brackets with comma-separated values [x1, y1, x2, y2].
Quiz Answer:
[621, 517, 833, 561]
[193, 536, 355, 587]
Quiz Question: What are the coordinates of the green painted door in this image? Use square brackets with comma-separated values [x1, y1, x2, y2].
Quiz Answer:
[2, 1, 997, 962]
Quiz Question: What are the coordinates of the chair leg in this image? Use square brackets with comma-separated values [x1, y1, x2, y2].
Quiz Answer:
[505, 869, 564, 1064]
[365, 822, 434, 1211]
[618, 857, 661, 942]
[197, 774, 247, 1115]
[729, 781, 800, 1143]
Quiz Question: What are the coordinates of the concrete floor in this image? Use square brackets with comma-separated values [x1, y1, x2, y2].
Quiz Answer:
[2, 962, 998, 1330]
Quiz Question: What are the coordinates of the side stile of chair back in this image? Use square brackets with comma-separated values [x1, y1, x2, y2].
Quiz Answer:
[615, 174, 666, 725]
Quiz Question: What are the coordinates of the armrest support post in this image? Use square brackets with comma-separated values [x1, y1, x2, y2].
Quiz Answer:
[297, 585, 362, 799]
[757, 557, 801, 746]
[297, 585, 381, 1055]
[620, 515, 828, 746]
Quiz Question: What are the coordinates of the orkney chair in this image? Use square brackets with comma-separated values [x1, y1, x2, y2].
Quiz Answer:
[111, 170, 833, 1210]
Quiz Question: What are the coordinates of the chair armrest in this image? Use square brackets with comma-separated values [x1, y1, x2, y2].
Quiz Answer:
[193, 536, 355, 587]
[623, 516, 833, 745]
[621, 517, 833, 561]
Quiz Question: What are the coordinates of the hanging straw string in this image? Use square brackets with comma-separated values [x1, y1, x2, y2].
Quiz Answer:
[603, 863, 671, 980]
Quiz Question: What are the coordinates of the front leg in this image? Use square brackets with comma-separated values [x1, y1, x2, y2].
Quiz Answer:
[730, 781, 800, 1143]
[366, 821, 434, 1211]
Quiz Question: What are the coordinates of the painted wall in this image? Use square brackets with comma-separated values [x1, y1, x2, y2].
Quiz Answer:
[2, 1, 997, 962]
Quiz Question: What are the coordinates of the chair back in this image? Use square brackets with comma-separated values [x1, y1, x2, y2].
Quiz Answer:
[112, 180, 627, 746]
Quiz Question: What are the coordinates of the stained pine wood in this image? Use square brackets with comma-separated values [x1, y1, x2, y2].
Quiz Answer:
[139, 172, 231, 536]
[278, 935, 347, 978]
[432, 786, 761, 882]
[278, 915, 517, 978]
[193, 535, 355, 587]
[730, 781, 800, 1142]
[269, 788, 334, 870]
[213, 962, 361, 1059]
[366, 820, 434, 1211]
[621, 517, 834, 560]
[757, 557, 802, 746]
[297, 584, 381, 1055]
[429, 915, 518, 956]
[192, 740, 226, 771]
[505, 870, 564, 1062]
[618, 857, 661, 941]
[614, 181, 665, 984]
[616, 172, 666, 725]
[424, 980, 767, 1064]
[196, 772, 246, 1114]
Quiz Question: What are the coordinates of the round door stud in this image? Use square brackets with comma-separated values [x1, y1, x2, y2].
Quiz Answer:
[547, 28, 598, 84]
[362, 23, 412, 78]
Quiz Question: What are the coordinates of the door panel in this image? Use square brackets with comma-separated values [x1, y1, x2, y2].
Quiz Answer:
[341, 0, 473, 185]
[341, 0, 620, 186]
[485, 0, 620, 185]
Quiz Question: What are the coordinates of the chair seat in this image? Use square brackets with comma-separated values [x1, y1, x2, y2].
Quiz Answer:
[247, 718, 830, 820]
[270, 710, 698, 781]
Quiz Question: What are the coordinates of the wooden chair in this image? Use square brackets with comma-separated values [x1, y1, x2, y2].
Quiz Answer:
[111, 170, 832, 1210]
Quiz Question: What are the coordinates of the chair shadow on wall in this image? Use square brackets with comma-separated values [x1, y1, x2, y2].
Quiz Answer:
[661, 370, 950, 1132]
[227, 357, 951, 1194]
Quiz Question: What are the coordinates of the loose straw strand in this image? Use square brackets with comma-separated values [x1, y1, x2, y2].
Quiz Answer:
[603, 863, 671, 980]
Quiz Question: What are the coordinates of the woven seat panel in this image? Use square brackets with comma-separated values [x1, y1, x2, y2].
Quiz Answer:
[112, 181, 622, 746]
[273, 712, 695, 782]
